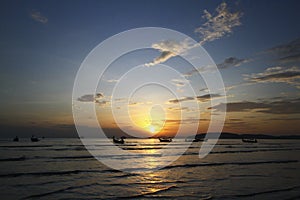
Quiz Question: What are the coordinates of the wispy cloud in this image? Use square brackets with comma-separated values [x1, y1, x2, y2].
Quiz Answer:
[171, 78, 189, 87]
[195, 2, 243, 45]
[106, 79, 119, 83]
[145, 39, 192, 67]
[30, 10, 48, 24]
[184, 65, 216, 77]
[244, 66, 300, 88]
[217, 57, 249, 69]
[146, 2, 243, 66]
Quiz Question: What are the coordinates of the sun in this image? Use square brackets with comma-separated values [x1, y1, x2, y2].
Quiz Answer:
[149, 125, 156, 133]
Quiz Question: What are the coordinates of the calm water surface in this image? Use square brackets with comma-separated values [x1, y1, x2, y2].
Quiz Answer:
[0, 138, 299, 199]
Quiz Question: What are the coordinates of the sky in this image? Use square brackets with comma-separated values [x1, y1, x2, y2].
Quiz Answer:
[0, 0, 300, 137]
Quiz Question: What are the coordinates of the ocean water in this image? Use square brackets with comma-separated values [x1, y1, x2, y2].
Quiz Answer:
[0, 138, 299, 199]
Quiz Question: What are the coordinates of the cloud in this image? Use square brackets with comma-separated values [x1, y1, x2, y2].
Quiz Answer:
[113, 98, 127, 102]
[266, 37, 300, 64]
[267, 37, 300, 55]
[129, 101, 139, 106]
[195, 2, 243, 45]
[165, 118, 205, 125]
[196, 93, 223, 102]
[269, 117, 300, 121]
[147, 2, 243, 66]
[145, 39, 192, 67]
[171, 78, 189, 87]
[96, 100, 109, 106]
[209, 98, 300, 114]
[168, 96, 195, 104]
[244, 66, 300, 88]
[30, 10, 48, 24]
[95, 93, 104, 98]
[168, 93, 223, 104]
[184, 65, 216, 77]
[278, 53, 300, 64]
[168, 107, 190, 111]
[77, 93, 104, 102]
[77, 95, 95, 102]
[217, 57, 249, 69]
[209, 101, 266, 112]
[106, 79, 119, 83]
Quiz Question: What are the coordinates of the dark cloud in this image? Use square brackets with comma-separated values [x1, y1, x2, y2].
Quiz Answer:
[251, 71, 300, 82]
[267, 37, 300, 64]
[244, 66, 300, 88]
[95, 93, 104, 98]
[77, 95, 94, 102]
[168, 107, 189, 111]
[217, 57, 249, 69]
[168, 97, 194, 103]
[96, 100, 109, 106]
[209, 101, 266, 112]
[165, 118, 208, 125]
[168, 94, 224, 104]
[196, 93, 223, 102]
[278, 53, 300, 64]
[209, 98, 300, 114]
[269, 117, 300, 121]
[77, 93, 103, 102]
[267, 37, 300, 55]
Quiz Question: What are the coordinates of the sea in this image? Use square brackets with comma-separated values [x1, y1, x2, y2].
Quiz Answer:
[0, 138, 299, 199]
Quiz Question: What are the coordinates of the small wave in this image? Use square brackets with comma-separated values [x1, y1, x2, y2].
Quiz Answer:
[0, 169, 104, 178]
[230, 174, 268, 178]
[50, 147, 86, 151]
[51, 155, 94, 159]
[118, 185, 178, 199]
[0, 145, 53, 148]
[183, 148, 300, 156]
[0, 156, 26, 161]
[121, 147, 163, 150]
[163, 160, 298, 170]
[14, 179, 73, 187]
[229, 185, 300, 198]
[133, 179, 186, 185]
[22, 182, 102, 199]
[111, 173, 136, 178]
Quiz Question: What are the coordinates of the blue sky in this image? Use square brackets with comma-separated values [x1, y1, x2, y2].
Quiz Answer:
[0, 0, 300, 137]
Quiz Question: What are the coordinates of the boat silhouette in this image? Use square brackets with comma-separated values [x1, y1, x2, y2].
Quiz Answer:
[31, 135, 40, 142]
[159, 138, 172, 142]
[13, 136, 19, 142]
[112, 136, 124, 144]
[242, 138, 257, 143]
